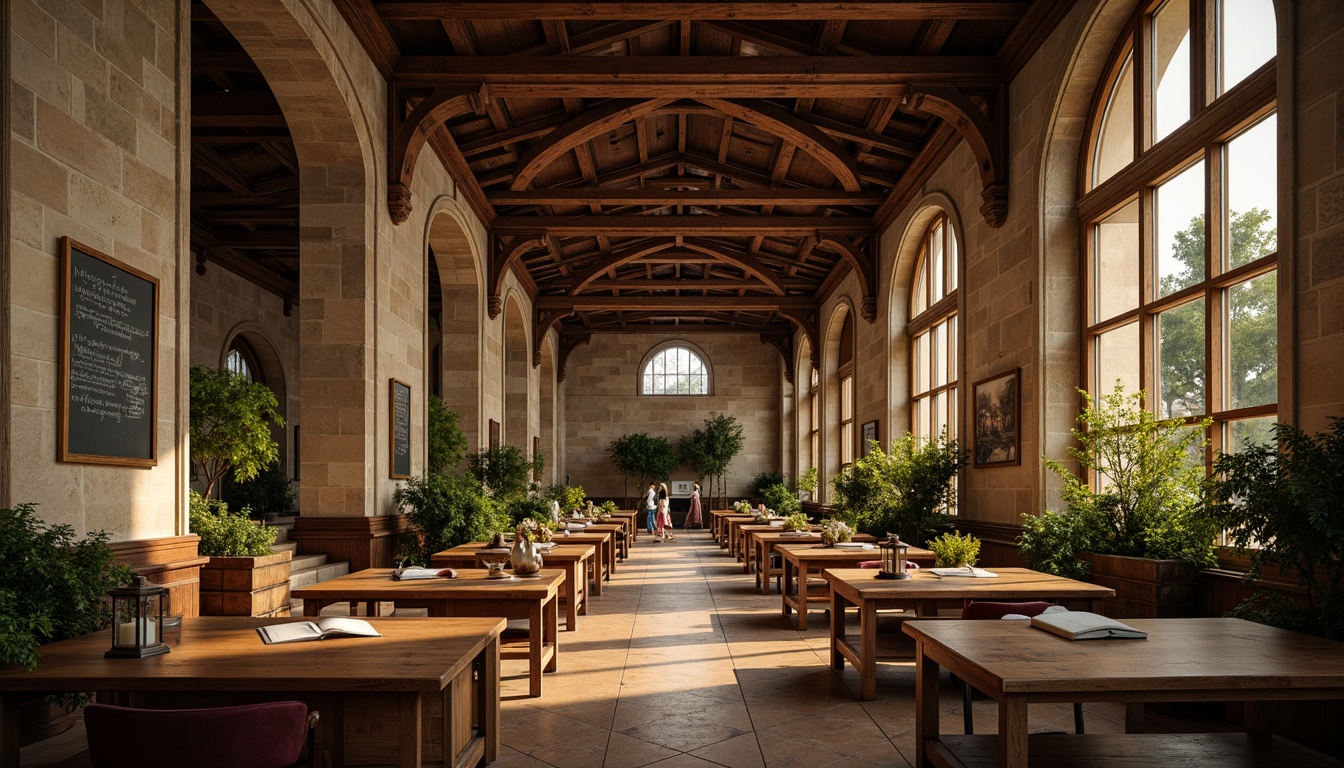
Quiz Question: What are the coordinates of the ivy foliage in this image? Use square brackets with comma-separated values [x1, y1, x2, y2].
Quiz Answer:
[830, 431, 967, 545]
[1203, 418, 1344, 640]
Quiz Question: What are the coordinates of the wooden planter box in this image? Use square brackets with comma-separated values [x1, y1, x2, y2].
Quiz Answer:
[199, 551, 292, 617]
[1081, 552, 1200, 618]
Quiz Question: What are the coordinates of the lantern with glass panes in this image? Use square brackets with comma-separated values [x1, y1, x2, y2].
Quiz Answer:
[106, 574, 170, 658]
[875, 533, 911, 580]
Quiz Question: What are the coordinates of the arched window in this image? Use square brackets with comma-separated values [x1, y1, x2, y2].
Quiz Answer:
[226, 338, 259, 383]
[640, 344, 710, 395]
[1082, 0, 1277, 457]
[808, 365, 819, 471]
[910, 213, 959, 440]
[837, 314, 855, 468]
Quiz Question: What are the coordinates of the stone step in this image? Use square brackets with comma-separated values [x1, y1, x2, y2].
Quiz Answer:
[288, 559, 349, 591]
[270, 540, 298, 554]
[268, 520, 295, 543]
[290, 552, 329, 572]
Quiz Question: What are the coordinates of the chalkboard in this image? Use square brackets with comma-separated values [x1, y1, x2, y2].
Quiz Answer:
[390, 379, 411, 479]
[58, 238, 158, 467]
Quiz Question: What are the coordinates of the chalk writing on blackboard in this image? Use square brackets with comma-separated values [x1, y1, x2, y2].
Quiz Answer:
[390, 379, 411, 479]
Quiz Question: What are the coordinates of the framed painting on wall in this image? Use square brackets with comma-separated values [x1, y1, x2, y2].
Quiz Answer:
[972, 368, 1021, 467]
[860, 420, 879, 457]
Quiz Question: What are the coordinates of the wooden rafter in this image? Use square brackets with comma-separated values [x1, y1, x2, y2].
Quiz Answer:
[510, 99, 676, 190]
[387, 84, 489, 223]
[905, 85, 1009, 226]
[697, 98, 860, 192]
[485, 189, 885, 206]
[493, 215, 874, 237]
[375, 3, 1031, 21]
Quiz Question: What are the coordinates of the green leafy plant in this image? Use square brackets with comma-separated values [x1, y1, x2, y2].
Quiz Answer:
[394, 473, 509, 565]
[753, 471, 785, 496]
[505, 494, 553, 528]
[678, 413, 744, 511]
[599, 500, 619, 516]
[468, 445, 543, 500]
[1202, 417, 1344, 640]
[544, 484, 587, 514]
[830, 431, 967, 545]
[1019, 385, 1217, 577]
[760, 482, 801, 517]
[781, 512, 810, 532]
[608, 433, 678, 502]
[189, 491, 276, 557]
[224, 463, 295, 520]
[928, 530, 981, 567]
[797, 467, 819, 500]
[427, 395, 468, 475]
[189, 364, 284, 498]
[0, 504, 131, 670]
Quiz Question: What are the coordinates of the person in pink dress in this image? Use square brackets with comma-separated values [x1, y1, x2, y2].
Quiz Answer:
[654, 498, 675, 541]
[685, 482, 703, 529]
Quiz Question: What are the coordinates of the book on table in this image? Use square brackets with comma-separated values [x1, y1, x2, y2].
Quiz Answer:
[1030, 611, 1147, 641]
[257, 617, 382, 645]
[929, 566, 999, 578]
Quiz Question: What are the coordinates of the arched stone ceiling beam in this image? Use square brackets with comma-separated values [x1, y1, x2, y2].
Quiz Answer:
[510, 98, 676, 190]
[681, 238, 786, 296]
[777, 308, 820, 371]
[570, 238, 678, 293]
[817, 236, 877, 321]
[905, 85, 1008, 227]
[696, 98, 861, 193]
[488, 232, 546, 317]
[760, 332, 795, 384]
[388, 84, 488, 224]
[534, 307, 573, 367]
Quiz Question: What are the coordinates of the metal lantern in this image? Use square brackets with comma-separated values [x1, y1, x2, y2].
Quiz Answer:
[106, 574, 169, 658]
[875, 533, 911, 580]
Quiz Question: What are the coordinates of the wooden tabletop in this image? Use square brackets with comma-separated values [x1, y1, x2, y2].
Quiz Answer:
[0, 616, 504, 693]
[292, 568, 564, 601]
[903, 617, 1344, 695]
[431, 542, 594, 564]
[778, 542, 934, 563]
[823, 567, 1114, 601]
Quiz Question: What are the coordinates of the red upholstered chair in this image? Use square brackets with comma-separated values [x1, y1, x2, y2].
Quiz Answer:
[84, 701, 325, 768]
[960, 601, 1085, 735]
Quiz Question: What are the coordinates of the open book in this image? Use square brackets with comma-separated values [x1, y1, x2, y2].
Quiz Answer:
[257, 617, 382, 645]
[930, 566, 998, 578]
[1030, 611, 1147, 641]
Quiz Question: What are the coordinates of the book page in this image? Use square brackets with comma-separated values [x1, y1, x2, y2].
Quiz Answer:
[315, 617, 381, 638]
[1030, 611, 1146, 640]
[257, 622, 323, 645]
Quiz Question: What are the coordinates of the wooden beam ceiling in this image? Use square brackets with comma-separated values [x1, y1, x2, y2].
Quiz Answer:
[492, 215, 874, 237]
[485, 189, 885, 206]
[373, 2, 1032, 21]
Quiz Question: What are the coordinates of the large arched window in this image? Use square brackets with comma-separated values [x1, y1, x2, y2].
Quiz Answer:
[1082, 0, 1277, 458]
[640, 344, 710, 395]
[909, 213, 959, 440]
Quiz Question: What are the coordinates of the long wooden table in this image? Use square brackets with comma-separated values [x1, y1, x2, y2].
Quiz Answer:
[0, 616, 502, 768]
[608, 510, 638, 544]
[779, 543, 934, 628]
[713, 512, 755, 549]
[431, 542, 594, 631]
[292, 568, 560, 698]
[904, 617, 1344, 768]
[825, 567, 1114, 701]
[748, 530, 885, 594]
[552, 528, 614, 594]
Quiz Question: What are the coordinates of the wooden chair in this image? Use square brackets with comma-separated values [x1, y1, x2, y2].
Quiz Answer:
[960, 601, 1085, 735]
[84, 701, 325, 768]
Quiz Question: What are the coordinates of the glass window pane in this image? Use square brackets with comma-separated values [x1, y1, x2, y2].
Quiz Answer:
[1157, 297, 1206, 418]
[1220, 0, 1276, 95]
[946, 228, 959, 292]
[1225, 114, 1278, 269]
[929, 224, 944, 302]
[1227, 271, 1277, 409]
[1226, 415, 1275, 453]
[915, 331, 930, 395]
[947, 316, 958, 385]
[1096, 321, 1140, 398]
[1153, 0, 1191, 142]
[932, 323, 946, 388]
[914, 397, 929, 440]
[913, 260, 928, 315]
[841, 376, 853, 421]
[1095, 53, 1135, 187]
[1095, 200, 1141, 321]
[933, 392, 947, 437]
[1156, 161, 1205, 297]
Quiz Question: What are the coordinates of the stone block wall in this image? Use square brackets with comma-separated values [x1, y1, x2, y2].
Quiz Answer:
[563, 333, 782, 502]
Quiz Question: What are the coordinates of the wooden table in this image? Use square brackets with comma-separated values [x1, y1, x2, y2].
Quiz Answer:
[585, 522, 627, 561]
[825, 567, 1114, 701]
[431, 542, 594, 631]
[552, 529, 614, 594]
[779, 543, 933, 628]
[609, 510, 638, 544]
[0, 616, 501, 768]
[292, 568, 560, 698]
[904, 617, 1344, 768]
[749, 530, 886, 594]
[712, 512, 755, 548]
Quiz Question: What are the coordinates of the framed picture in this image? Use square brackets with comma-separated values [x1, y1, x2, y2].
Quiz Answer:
[860, 420, 879, 456]
[389, 379, 411, 479]
[488, 418, 500, 450]
[973, 368, 1021, 467]
[533, 436, 541, 480]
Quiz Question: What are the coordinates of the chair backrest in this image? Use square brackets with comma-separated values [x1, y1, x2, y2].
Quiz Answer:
[85, 701, 309, 768]
[962, 601, 1053, 620]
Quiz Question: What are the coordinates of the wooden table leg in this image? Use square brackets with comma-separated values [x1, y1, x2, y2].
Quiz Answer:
[529, 601, 543, 697]
[590, 549, 603, 597]
[479, 637, 500, 765]
[303, 599, 321, 617]
[915, 642, 940, 768]
[759, 542, 773, 595]
[398, 692, 421, 768]
[781, 557, 794, 616]
[544, 594, 558, 673]
[830, 587, 846, 671]
[998, 693, 1028, 768]
[796, 567, 810, 631]
[563, 562, 578, 631]
[859, 599, 878, 701]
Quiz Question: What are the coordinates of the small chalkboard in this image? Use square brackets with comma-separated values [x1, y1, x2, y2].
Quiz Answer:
[58, 238, 158, 466]
[390, 379, 411, 479]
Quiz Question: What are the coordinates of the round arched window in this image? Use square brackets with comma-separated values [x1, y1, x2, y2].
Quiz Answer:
[640, 345, 710, 395]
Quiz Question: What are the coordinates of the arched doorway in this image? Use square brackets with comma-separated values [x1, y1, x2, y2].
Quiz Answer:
[426, 208, 484, 453]
[502, 294, 531, 452]
[538, 336, 557, 486]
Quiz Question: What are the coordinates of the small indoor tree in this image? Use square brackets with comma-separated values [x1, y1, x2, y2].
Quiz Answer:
[189, 364, 283, 498]
[427, 395, 468, 475]
[467, 445, 543, 501]
[830, 431, 967, 545]
[678, 413, 744, 510]
[608, 432, 678, 502]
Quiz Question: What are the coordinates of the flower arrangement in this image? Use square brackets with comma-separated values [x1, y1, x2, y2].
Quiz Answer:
[515, 518, 538, 543]
[534, 520, 555, 543]
[599, 500, 619, 516]
[820, 519, 853, 546]
[734, 500, 753, 515]
[781, 512, 810, 532]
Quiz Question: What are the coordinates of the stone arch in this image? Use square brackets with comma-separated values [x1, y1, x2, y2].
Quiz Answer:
[886, 191, 967, 438]
[220, 322, 291, 472]
[821, 300, 856, 497]
[794, 335, 816, 486]
[502, 292, 531, 452]
[538, 334, 557, 486]
[201, 0, 378, 517]
[425, 200, 485, 453]
[1035, 0, 1136, 508]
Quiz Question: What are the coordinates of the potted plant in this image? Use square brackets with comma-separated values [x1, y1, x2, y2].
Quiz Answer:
[678, 413, 745, 510]
[394, 473, 509, 565]
[781, 512, 810, 532]
[608, 433, 678, 507]
[753, 471, 785, 499]
[760, 482, 801, 518]
[797, 467, 819, 502]
[1202, 417, 1344, 640]
[1018, 385, 1217, 617]
[191, 492, 290, 617]
[829, 430, 968, 545]
[928, 530, 981, 568]
[820, 519, 853, 546]
[0, 503, 131, 744]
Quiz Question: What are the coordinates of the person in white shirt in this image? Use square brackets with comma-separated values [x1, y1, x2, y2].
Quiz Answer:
[644, 483, 658, 534]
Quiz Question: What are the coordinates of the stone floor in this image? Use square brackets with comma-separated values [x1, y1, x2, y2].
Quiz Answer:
[22, 527, 1221, 768]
